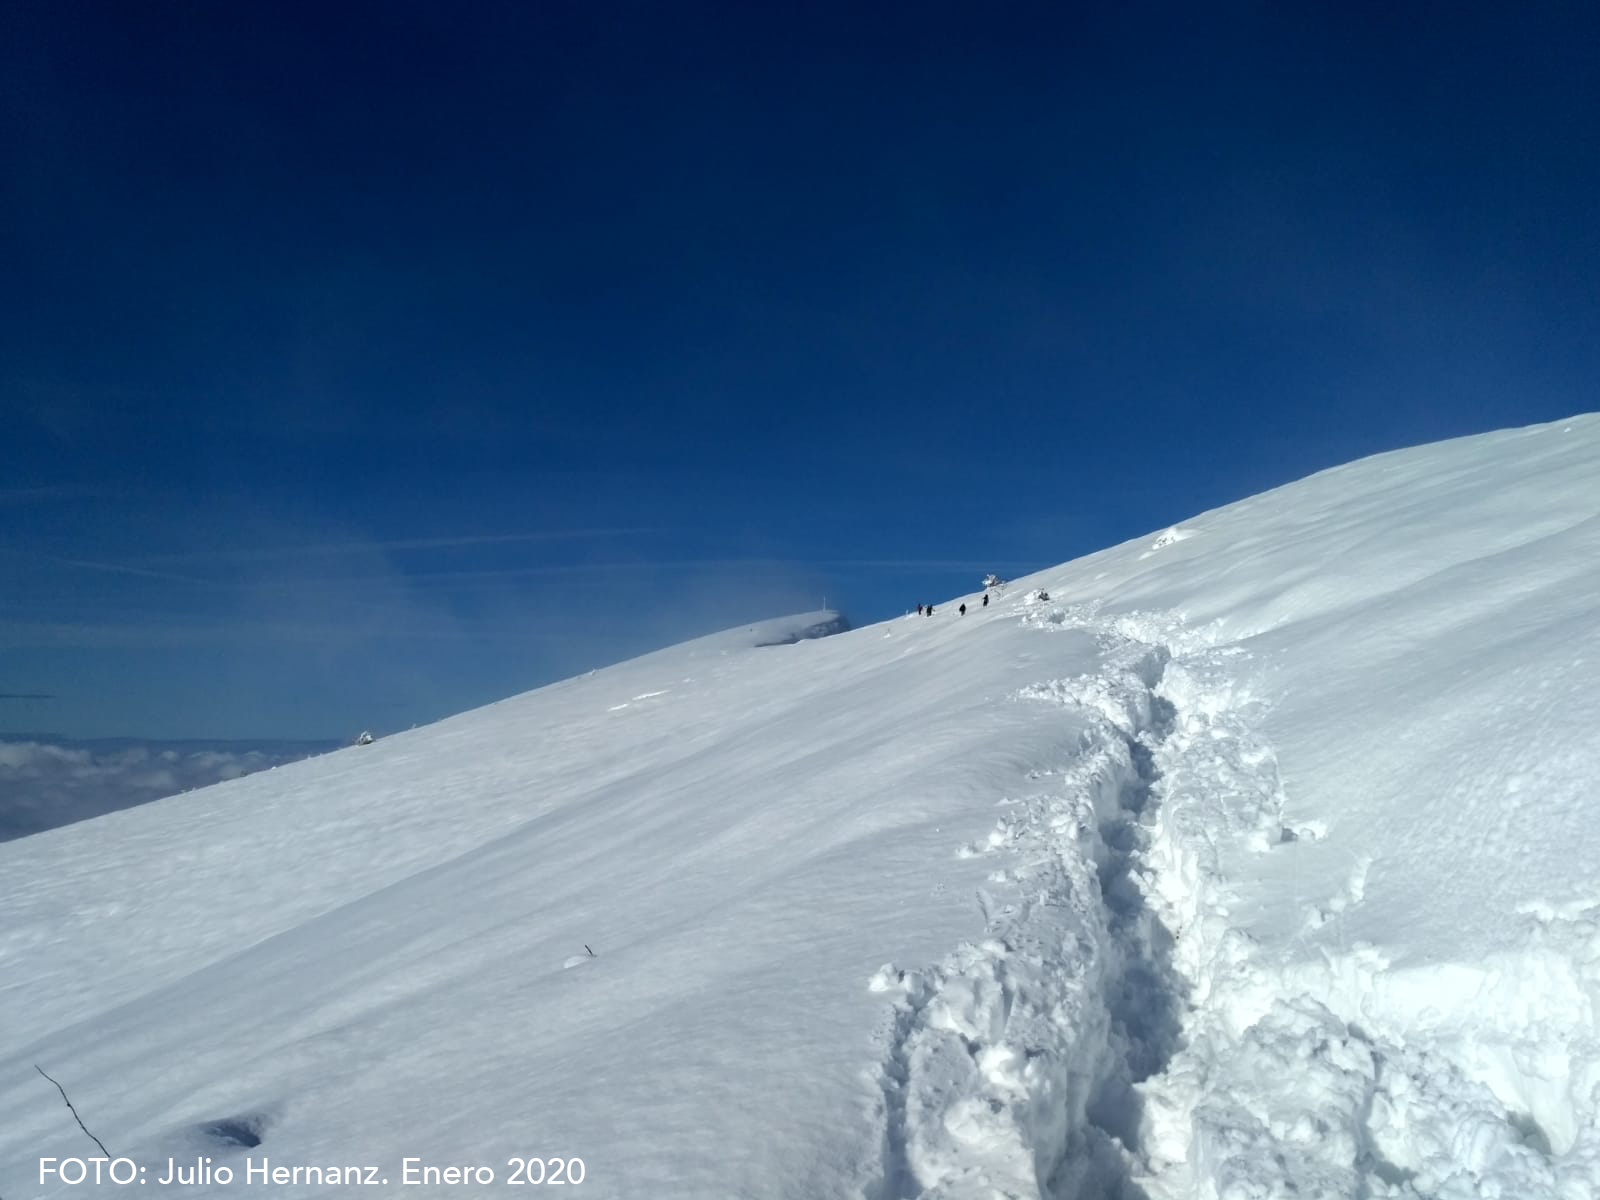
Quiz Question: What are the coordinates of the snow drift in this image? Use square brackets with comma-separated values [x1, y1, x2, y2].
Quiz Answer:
[1, 416, 1596, 1199]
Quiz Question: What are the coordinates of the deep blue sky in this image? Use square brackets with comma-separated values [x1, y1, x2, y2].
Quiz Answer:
[3, 2, 1596, 738]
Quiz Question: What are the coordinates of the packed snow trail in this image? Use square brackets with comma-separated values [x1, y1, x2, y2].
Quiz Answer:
[864, 602, 1215, 1199]
[867, 603, 1185, 1199]
[3, 415, 1599, 1199]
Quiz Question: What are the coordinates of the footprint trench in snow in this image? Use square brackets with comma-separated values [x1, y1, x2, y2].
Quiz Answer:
[865, 605, 1590, 1200]
[867, 608, 1194, 1200]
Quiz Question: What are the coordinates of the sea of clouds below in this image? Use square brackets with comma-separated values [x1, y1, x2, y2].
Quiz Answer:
[0, 737, 341, 842]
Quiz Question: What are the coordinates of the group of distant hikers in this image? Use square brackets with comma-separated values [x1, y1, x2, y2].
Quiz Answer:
[916, 594, 990, 618]
[915, 578, 1052, 619]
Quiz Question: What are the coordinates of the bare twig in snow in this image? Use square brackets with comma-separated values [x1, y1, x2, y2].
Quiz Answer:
[35, 1064, 112, 1158]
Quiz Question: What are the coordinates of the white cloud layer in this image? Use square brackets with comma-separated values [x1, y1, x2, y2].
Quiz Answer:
[0, 737, 337, 841]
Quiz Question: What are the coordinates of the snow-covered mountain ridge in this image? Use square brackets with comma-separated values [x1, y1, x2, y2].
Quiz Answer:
[1, 415, 1596, 1199]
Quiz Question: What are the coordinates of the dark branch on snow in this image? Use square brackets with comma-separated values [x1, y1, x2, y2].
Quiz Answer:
[35, 1064, 112, 1158]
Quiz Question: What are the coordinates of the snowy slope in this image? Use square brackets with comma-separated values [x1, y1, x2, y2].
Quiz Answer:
[2, 416, 1597, 1200]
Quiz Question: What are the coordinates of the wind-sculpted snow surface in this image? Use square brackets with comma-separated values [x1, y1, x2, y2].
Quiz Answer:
[1132, 637, 1600, 1199]
[3, 417, 1599, 1199]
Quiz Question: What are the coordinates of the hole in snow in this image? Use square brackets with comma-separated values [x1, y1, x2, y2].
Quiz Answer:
[1509, 1110, 1554, 1158]
[1366, 1151, 1415, 1187]
[202, 1114, 267, 1149]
